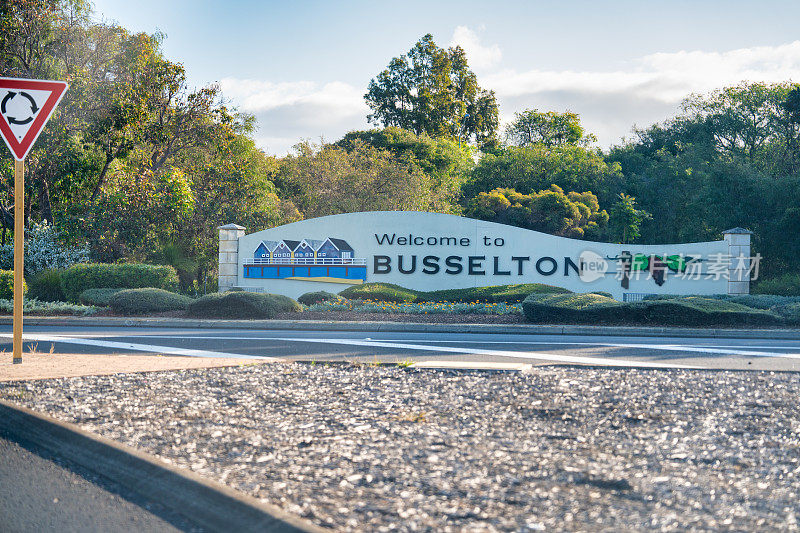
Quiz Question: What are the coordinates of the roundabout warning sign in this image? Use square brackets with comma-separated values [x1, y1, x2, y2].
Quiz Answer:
[0, 77, 68, 160]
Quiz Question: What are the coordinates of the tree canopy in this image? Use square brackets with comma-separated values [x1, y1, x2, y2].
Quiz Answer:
[364, 34, 499, 145]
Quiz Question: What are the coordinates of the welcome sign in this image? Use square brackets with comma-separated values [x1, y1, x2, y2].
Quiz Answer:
[226, 211, 745, 300]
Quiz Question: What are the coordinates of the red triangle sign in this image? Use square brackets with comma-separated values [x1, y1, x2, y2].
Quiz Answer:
[0, 77, 68, 161]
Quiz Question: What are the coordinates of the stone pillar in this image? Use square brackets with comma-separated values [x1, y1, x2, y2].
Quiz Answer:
[723, 228, 753, 295]
[218, 223, 245, 292]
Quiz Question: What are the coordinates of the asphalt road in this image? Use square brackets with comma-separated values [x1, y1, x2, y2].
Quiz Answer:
[2, 325, 800, 371]
[0, 436, 195, 532]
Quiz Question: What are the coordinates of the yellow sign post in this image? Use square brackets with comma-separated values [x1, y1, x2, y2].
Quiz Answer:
[0, 77, 68, 365]
[12, 160, 23, 363]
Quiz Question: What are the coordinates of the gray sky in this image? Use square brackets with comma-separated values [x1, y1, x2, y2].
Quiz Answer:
[91, 0, 800, 154]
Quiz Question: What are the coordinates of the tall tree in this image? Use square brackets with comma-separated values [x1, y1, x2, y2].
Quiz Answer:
[609, 193, 650, 244]
[505, 109, 596, 147]
[365, 34, 499, 144]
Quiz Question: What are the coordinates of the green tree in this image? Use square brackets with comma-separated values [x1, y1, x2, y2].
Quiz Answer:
[365, 34, 499, 144]
[609, 193, 651, 244]
[465, 185, 608, 239]
[505, 109, 596, 147]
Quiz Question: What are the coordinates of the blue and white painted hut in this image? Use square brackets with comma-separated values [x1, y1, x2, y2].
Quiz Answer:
[294, 239, 319, 260]
[273, 239, 300, 262]
[316, 237, 355, 260]
[254, 240, 278, 261]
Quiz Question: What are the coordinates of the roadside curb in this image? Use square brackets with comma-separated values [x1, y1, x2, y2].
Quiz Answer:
[3, 316, 800, 340]
[0, 399, 327, 533]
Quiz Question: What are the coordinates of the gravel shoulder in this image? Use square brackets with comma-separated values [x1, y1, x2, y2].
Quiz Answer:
[0, 351, 267, 382]
[1, 363, 798, 532]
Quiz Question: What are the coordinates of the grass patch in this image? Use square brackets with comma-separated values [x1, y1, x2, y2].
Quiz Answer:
[109, 288, 193, 314]
[187, 291, 301, 319]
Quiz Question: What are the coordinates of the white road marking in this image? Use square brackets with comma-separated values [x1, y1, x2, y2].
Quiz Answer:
[0, 333, 277, 360]
[120, 334, 800, 360]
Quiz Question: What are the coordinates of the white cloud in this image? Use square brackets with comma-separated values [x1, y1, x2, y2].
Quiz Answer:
[483, 41, 800, 146]
[219, 78, 369, 155]
[449, 26, 502, 70]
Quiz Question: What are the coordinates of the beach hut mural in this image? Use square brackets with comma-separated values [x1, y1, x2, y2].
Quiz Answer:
[243, 236, 366, 284]
[253, 240, 278, 261]
[273, 239, 300, 263]
[294, 239, 318, 260]
[316, 237, 354, 260]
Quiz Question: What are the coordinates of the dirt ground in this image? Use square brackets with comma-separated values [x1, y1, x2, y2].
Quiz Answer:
[0, 351, 269, 382]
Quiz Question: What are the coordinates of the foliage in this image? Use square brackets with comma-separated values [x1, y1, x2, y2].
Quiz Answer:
[0, 222, 89, 276]
[521, 293, 782, 326]
[339, 283, 421, 303]
[505, 109, 596, 147]
[27, 268, 64, 302]
[339, 282, 571, 304]
[0, 269, 22, 300]
[752, 273, 800, 296]
[78, 287, 125, 306]
[608, 193, 651, 243]
[462, 144, 624, 207]
[61, 263, 178, 302]
[109, 288, 192, 314]
[308, 299, 522, 315]
[297, 291, 347, 306]
[275, 140, 432, 217]
[466, 185, 609, 239]
[186, 291, 301, 319]
[334, 127, 474, 212]
[365, 34, 499, 144]
[0, 298, 96, 316]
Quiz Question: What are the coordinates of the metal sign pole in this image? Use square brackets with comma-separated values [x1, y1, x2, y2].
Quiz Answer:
[12, 159, 23, 364]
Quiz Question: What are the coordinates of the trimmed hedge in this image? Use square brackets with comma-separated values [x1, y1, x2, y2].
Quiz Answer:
[297, 291, 347, 306]
[339, 282, 571, 304]
[752, 273, 800, 296]
[27, 269, 65, 302]
[522, 293, 783, 326]
[79, 288, 125, 307]
[61, 263, 179, 302]
[109, 288, 192, 314]
[187, 291, 301, 319]
[339, 283, 420, 303]
[0, 269, 24, 300]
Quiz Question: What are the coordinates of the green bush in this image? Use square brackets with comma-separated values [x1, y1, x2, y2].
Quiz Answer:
[27, 269, 65, 302]
[0, 298, 96, 316]
[771, 303, 800, 324]
[61, 263, 179, 302]
[187, 291, 301, 319]
[79, 288, 125, 306]
[752, 273, 800, 296]
[339, 283, 421, 303]
[0, 269, 24, 300]
[298, 291, 347, 306]
[422, 283, 570, 303]
[522, 293, 783, 326]
[109, 288, 192, 315]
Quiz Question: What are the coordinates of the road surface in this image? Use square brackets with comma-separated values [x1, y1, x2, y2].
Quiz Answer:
[2, 324, 800, 371]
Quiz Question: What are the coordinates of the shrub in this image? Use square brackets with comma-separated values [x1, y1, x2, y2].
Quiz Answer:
[61, 263, 179, 302]
[422, 283, 570, 303]
[339, 283, 421, 303]
[298, 291, 347, 306]
[109, 288, 192, 315]
[27, 269, 65, 302]
[752, 273, 800, 296]
[771, 303, 800, 324]
[522, 293, 782, 326]
[0, 221, 89, 276]
[187, 291, 301, 319]
[79, 288, 125, 306]
[0, 269, 24, 300]
[0, 298, 96, 316]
